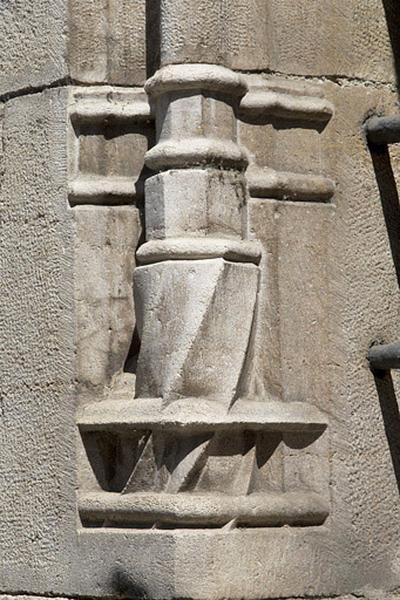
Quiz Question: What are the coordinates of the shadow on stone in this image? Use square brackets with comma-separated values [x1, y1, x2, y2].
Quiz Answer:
[124, 326, 141, 375]
[369, 143, 400, 287]
[382, 0, 400, 92]
[369, 141, 400, 494]
[373, 370, 400, 495]
[111, 568, 149, 599]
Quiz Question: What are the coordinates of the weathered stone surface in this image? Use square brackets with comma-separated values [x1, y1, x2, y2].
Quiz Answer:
[0, 1, 68, 96]
[157, 0, 400, 83]
[234, 0, 399, 83]
[3, 2, 400, 600]
[0, 595, 398, 600]
[0, 89, 77, 592]
[68, 0, 153, 86]
[134, 259, 259, 403]
[1, 1, 399, 98]
[0, 1, 157, 96]
[145, 169, 246, 240]
[74, 205, 140, 403]
[158, 0, 268, 69]
[323, 82, 400, 589]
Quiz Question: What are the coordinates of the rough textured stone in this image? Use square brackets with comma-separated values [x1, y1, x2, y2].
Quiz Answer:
[74, 205, 140, 403]
[0, 1, 157, 96]
[159, 0, 268, 69]
[68, 0, 154, 85]
[3, 2, 400, 600]
[0, 89, 77, 592]
[232, 0, 399, 83]
[0, 1, 68, 96]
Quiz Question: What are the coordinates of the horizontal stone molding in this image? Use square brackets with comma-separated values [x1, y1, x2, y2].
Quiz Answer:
[239, 78, 334, 124]
[77, 397, 328, 433]
[136, 238, 262, 265]
[68, 176, 141, 206]
[145, 138, 249, 171]
[69, 87, 152, 124]
[247, 166, 335, 202]
[68, 86, 153, 208]
[145, 63, 248, 97]
[79, 490, 329, 528]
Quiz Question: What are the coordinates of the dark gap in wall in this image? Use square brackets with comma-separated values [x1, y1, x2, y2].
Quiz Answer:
[146, 0, 161, 77]
[123, 326, 141, 375]
[382, 0, 400, 94]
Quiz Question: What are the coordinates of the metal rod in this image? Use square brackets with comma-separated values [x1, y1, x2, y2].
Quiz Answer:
[368, 341, 400, 371]
[365, 115, 400, 145]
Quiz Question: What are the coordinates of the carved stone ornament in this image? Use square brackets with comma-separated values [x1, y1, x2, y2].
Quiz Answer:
[77, 60, 331, 531]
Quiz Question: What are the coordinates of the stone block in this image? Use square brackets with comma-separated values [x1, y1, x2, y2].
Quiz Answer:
[68, 0, 154, 86]
[0, 0, 157, 96]
[145, 169, 246, 240]
[74, 205, 141, 402]
[0, 0, 68, 96]
[0, 88, 78, 592]
[134, 258, 259, 405]
[159, 0, 269, 69]
[260, 0, 397, 83]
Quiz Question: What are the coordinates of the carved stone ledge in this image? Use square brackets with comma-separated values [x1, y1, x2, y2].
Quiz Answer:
[247, 166, 335, 203]
[136, 238, 262, 265]
[145, 138, 249, 171]
[68, 86, 154, 207]
[68, 175, 140, 206]
[77, 398, 328, 433]
[239, 77, 334, 125]
[145, 64, 248, 97]
[69, 87, 151, 123]
[79, 490, 329, 528]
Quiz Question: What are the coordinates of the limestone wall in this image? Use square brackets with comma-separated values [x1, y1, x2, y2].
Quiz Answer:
[1, 2, 400, 599]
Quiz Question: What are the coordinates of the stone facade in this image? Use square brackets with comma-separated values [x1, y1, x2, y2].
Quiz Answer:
[2, 2, 400, 599]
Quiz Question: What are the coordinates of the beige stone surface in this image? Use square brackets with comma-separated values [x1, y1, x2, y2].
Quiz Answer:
[3, 2, 400, 600]
[0, 0, 156, 96]
[74, 205, 140, 403]
[159, 0, 268, 69]
[260, 0, 397, 81]
[157, 0, 400, 83]
[0, 89, 78, 591]
[68, 0, 154, 86]
[0, 1, 68, 96]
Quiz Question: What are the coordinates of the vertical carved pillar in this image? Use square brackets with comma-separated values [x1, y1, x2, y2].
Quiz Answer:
[135, 63, 260, 406]
[77, 0, 329, 531]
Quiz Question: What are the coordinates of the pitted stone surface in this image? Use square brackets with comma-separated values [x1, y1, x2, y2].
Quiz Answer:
[3, 2, 400, 600]
[0, 1, 68, 95]
[0, 89, 78, 592]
